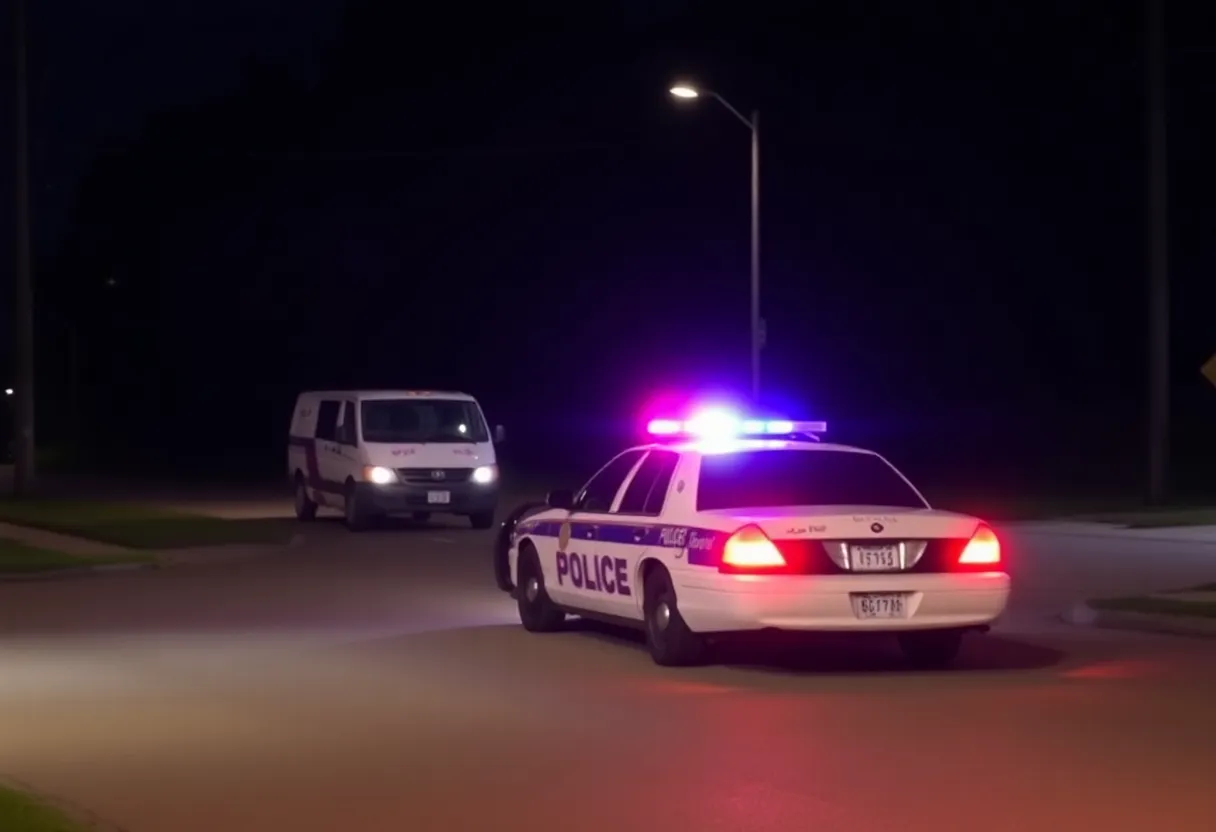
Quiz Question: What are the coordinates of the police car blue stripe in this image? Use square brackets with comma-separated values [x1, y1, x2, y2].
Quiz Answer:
[514, 518, 726, 566]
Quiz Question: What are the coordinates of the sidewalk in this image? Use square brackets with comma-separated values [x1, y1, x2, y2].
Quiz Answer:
[1007, 519, 1216, 544]
[0, 521, 132, 557]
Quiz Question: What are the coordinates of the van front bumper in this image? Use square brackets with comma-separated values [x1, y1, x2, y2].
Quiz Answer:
[354, 481, 499, 515]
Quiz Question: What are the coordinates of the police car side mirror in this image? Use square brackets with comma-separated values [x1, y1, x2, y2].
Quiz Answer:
[546, 488, 574, 510]
[494, 424, 506, 444]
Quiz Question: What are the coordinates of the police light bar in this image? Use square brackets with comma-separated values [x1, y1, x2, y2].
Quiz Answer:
[646, 409, 826, 440]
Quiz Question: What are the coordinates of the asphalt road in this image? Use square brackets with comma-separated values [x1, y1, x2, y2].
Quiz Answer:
[1, 504, 1215, 831]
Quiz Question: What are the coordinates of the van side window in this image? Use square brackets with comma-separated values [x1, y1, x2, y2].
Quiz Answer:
[337, 401, 358, 445]
[315, 400, 341, 441]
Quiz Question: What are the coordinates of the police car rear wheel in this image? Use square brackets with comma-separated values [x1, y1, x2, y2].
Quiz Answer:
[517, 548, 565, 632]
[294, 476, 318, 521]
[643, 569, 706, 667]
[897, 629, 963, 669]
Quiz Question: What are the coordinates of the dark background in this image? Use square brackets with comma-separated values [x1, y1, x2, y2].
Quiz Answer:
[2, 0, 1215, 497]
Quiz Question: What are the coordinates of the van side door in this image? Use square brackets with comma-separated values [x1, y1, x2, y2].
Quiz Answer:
[313, 399, 346, 495]
[289, 396, 319, 481]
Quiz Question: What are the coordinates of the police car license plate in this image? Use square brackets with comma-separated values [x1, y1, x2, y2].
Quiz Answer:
[850, 544, 898, 571]
[427, 491, 451, 505]
[851, 593, 908, 619]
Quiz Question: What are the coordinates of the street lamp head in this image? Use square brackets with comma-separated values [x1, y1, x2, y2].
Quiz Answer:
[669, 84, 700, 99]
[3, 388, 12, 396]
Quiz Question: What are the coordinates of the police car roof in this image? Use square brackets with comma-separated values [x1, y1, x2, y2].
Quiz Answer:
[640, 439, 875, 456]
[300, 389, 476, 401]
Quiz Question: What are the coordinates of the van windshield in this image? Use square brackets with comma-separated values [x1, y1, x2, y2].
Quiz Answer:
[360, 399, 489, 444]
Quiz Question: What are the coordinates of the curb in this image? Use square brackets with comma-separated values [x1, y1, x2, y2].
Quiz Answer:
[1008, 523, 1216, 546]
[0, 560, 159, 583]
[1062, 601, 1216, 639]
[0, 537, 301, 580]
[157, 537, 302, 566]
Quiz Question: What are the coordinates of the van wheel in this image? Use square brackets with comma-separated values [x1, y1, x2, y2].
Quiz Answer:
[344, 482, 371, 531]
[516, 546, 565, 632]
[293, 475, 318, 522]
[643, 567, 707, 667]
[469, 511, 495, 530]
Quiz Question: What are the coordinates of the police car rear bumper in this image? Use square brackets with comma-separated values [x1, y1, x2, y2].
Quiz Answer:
[674, 571, 1011, 634]
[355, 481, 499, 515]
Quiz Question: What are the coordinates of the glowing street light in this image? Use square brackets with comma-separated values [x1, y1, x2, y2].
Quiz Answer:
[3, 389, 12, 396]
[668, 81, 763, 401]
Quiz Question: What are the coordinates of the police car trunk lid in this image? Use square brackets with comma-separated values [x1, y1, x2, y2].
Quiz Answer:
[700, 506, 987, 575]
[701, 505, 981, 542]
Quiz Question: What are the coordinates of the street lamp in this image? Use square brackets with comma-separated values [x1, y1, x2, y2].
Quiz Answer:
[670, 82, 762, 401]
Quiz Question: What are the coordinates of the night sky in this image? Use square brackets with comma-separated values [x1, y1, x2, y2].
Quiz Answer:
[2, 0, 1215, 495]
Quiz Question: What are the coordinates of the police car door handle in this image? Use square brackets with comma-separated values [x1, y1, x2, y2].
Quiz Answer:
[582, 526, 596, 539]
[631, 529, 645, 543]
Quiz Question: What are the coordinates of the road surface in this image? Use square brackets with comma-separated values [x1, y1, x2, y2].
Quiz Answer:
[1, 505, 1214, 831]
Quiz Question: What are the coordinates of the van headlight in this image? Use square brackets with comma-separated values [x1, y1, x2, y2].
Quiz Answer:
[363, 466, 399, 485]
[472, 465, 497, 485]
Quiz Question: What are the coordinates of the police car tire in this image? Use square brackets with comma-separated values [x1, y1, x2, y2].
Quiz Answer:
[897, 629, 963, 669]
[643, 569, 707, 667]
[516, 547, 565, 632]
[294, 475, 318, 522]
[469, 511, 495, 530]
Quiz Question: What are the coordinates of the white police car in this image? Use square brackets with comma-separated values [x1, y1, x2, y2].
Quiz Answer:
[493, 408, 1010, 667]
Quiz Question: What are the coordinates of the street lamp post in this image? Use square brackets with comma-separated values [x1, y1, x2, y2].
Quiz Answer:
[12, 0, 35, 495]
[670, 84, 762, 402]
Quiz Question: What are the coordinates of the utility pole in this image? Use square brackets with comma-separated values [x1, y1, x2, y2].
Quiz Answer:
[749, 109, 761, 403]
[12, 0, 36, 496]
[1146, 0, 1169, 504]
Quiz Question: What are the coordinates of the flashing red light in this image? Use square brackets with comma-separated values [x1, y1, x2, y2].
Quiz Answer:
[959, 524, 1001, 565]
[720, 525, 787, 572]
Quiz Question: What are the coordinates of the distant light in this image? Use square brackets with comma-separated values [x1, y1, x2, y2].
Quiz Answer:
[669, 85, 699, 99]
[3, 388, 12, 396]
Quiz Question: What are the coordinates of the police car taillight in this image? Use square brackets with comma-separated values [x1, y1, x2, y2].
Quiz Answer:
[958, 524, 1001, 565]
[720, 525, 787, 573]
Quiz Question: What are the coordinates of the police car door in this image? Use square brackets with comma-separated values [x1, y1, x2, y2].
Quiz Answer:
[606, 449, 681, 621]
[548, 449, 646, 615]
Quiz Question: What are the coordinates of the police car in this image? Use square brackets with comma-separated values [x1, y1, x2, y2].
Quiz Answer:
[493, 408, 1010, 667]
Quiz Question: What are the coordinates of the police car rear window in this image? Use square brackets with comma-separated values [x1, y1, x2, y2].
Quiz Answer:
[695, 450, 926, 511]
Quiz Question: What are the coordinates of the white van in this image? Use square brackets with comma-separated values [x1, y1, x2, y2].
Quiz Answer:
[288, 390, 505, 530]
